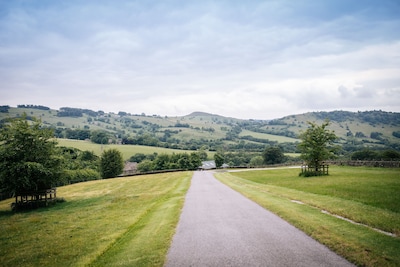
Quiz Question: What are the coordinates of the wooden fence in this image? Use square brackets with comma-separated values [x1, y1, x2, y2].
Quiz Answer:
[326, 160, 400, 168]
[14, 188, 57, 210]
[300, 164, 329, 176]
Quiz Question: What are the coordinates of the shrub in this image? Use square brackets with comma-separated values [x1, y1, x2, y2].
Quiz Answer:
[64, 169, 101, 184]
[100, 149, 124, 178]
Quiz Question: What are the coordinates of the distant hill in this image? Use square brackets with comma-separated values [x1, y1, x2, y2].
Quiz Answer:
[1, 105, 399, 153]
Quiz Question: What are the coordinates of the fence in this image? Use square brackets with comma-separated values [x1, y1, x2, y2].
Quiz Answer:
[326, 160, 400, 168]
[13, 188, 57, 210]
[301, 164, 329, 176]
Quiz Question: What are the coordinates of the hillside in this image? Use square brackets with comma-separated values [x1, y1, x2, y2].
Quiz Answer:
[1, 105, 399, 153]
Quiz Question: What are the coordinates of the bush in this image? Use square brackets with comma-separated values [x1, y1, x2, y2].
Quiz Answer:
[100, 149, 124, 178]
[63, 169, 101, 184]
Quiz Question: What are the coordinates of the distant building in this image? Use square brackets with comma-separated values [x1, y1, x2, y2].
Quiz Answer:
[123, 162, 138, 176]
[200, 160, 216, 170]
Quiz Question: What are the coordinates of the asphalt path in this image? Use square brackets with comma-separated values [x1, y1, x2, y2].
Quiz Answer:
[165, 171, 354, 267]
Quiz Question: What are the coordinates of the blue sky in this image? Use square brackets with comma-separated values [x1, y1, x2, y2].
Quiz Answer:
[1, 0, 399, 119]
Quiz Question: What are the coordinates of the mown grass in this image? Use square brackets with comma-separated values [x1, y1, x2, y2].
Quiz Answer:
[215, 166, 400, 267]
[0, 171, 192, 267]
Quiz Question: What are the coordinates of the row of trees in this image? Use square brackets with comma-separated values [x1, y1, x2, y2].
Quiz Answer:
[136, 152, 205, 173]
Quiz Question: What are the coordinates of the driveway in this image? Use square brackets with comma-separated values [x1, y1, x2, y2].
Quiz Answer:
[165, 171, 354, 267]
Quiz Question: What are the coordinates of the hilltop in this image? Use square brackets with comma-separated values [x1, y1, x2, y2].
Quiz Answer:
[0, 105, 399, 154]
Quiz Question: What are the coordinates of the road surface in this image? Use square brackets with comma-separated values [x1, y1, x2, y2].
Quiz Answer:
[165, 171, 354, 267]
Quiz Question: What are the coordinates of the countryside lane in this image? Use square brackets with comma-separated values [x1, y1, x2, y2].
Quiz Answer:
[165, 171, 354, 267]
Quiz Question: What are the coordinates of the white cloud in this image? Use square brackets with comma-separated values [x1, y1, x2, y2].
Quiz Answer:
[0, 0, 399, 119]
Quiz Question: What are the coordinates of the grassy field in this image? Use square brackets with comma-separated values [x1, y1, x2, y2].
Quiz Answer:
[1, 167, 399, 266]
[215, 166, 400, 267]
[239, 129, 299, 143]
[56, 138, 209, 160]
[0, 172, 192, 267]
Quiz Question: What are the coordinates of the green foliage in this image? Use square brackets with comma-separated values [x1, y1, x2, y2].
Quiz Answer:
[262, 146, 286, 165]
[137, 159, 154, 172]
[351, 148, 400, 160]
[63, 169, 101, 184]
[298, 120, 338, 174]
[249, 156, 264, 167]
[129, 153, 147, 163]
[59, 147, 99, 171]
[91, 130, 110, 144]
[136, 152, 203, 172]
[100, 149, 124, 178]
[0, 115, 63, 195]
[2, 106, 399, 155]
[214, 152, 224, 167]
[351, 148, 379, 160]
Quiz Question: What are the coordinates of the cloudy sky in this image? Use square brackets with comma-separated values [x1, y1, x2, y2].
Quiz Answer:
[1, 0, 399, 119]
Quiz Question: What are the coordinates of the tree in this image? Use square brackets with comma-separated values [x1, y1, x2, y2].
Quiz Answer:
[0, 115, 63, 196]
[137, 159, 154, 173]
[91, 130, 110, 144]
[249, 156, 264, 167]
[214, 152, 224, 168]
[262, 146, 286, 165]
[298, 120, 338, 175]
[100, 149, 124, 178]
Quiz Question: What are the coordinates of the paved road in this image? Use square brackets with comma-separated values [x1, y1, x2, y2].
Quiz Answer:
[165, 171, 354, 267]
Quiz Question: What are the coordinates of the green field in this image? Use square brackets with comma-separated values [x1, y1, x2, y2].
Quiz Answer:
[56, 138, 210, 160]
[215, 166, 400, 267]
[0, 172, 192, 267]
[239, 129, 299, 143]
[1, 167, 399, 266]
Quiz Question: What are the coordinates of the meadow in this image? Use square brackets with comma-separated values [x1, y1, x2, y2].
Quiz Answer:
[215, 166, 400, 267]
[56, 138, 208, 160]
[0, 172, 192, 267]
[1, 166, 399, 266]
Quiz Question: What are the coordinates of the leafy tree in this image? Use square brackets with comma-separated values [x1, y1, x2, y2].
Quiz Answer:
[100, 149, 124, 178]
[137, 159, 154, 173]
[0, 115, 63, 196]
[91, 130, 110, 144]
[189, 152, 202, 169]
[214, 152, 224, 168]
[153, 153, 170, 170]
[298, 120, 338, 174]
[249, 156, 264, 167]
[262, 146, 286, 165]
[381, 149, 400, 160]
[350, 149, 379, 160]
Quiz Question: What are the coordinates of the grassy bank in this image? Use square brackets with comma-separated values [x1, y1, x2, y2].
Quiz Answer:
[0, 171, 192, 267]
[215, 166, 400, 267]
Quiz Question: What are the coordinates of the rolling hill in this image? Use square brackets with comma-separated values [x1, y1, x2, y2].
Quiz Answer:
[1, 105, 399, 154]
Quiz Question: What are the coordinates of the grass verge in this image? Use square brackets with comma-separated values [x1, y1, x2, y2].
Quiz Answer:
[0, 171, 192, 267]
[215, 166, 400, 267]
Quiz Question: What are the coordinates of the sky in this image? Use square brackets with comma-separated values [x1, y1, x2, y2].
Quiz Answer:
[1, 0, 399, 120]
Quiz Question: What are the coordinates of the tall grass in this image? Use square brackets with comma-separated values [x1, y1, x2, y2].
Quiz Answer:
[0, 172, 192, 267]
[215, 166, 400, 267]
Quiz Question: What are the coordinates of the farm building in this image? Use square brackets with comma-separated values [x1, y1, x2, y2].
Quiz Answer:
[123, 162, 138, 176]
[200, 160, 216, 170]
